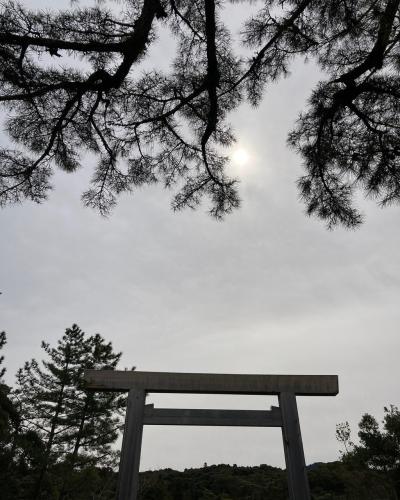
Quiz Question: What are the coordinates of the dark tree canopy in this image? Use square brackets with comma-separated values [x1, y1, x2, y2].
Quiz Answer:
[0, 331, 6, 381]
[337, 406, 400, 494]
[1, 0, 400, 226]
[15, 324, 125, 499]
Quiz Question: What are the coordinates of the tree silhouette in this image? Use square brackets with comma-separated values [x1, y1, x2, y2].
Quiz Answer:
[338, 406, 400, 495]
[0, 331, 6, 380]
[16, 324, 124, 499]
[0, 331, 14, 442]
[1, 0, 400, 226]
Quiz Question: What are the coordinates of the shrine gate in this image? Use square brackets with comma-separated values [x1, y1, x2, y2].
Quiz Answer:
[84, 370, 339, 500]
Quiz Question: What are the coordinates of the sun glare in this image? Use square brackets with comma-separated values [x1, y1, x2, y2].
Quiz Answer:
[231, 148, 250, 166]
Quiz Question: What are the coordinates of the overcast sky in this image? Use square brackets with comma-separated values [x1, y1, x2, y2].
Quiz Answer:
[1, 0, 400, 472]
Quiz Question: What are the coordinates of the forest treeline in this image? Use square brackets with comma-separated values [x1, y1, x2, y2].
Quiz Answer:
[0, 325, 399, 499]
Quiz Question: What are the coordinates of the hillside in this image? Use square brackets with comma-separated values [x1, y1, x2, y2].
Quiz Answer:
[138, 462, 396, 499]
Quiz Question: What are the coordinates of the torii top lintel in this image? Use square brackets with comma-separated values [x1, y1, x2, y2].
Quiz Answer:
[84, 370, 338, 396]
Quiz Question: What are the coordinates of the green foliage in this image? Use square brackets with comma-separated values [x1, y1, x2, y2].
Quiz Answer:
[138, 406, 400, 499]
[139, 464, 287, 500]
[138, 461, 397, 500]
[308, 461, 396, 500]
[2, 324, 399, 500]
[0, 331, 13, 439]
[0, 332, 21, 469]
[0, 330, 6, 380]
[0, 332, 45, 499]
[338, 406, 400, 495]
[1, 325, 125, 500]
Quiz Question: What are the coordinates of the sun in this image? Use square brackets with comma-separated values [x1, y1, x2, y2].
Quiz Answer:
[231, 148, 250, 166]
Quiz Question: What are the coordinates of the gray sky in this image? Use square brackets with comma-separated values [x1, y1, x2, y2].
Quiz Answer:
[1, 0, 400, 472]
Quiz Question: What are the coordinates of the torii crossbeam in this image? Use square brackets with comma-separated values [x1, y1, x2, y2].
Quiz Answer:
[84, 370, 339, 500]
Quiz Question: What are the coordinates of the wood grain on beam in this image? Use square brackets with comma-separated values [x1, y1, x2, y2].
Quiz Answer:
[84, 370, 338, 396]
[143, 405, 282, 427]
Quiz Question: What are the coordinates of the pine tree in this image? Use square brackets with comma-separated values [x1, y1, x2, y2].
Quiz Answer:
[0, 331, 13, 441]
[16, 324, 89, 498]
[2, 0, 400, 226]
[0, 332, 38, 500]
[0, 331, 19, 449]
[59, 334, 126, 499]
[339, 406, 400, 496]
[16, 324, 124, 499]
[0, 331, 6, 380]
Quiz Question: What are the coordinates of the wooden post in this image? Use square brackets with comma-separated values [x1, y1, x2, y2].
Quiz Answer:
[117, 389, 146, 500]
[83, 371, 337, 500]
[279, 392, 311, 500]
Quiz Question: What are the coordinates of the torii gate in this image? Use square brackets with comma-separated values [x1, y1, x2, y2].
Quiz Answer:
[84, 371, 338, 500]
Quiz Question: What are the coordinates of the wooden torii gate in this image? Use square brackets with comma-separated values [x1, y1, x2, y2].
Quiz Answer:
[84, 371, 338, 500]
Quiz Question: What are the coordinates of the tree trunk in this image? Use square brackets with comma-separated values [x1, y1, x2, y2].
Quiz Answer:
[59, 397, 90, 500]
[33, 377, 68, 499]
